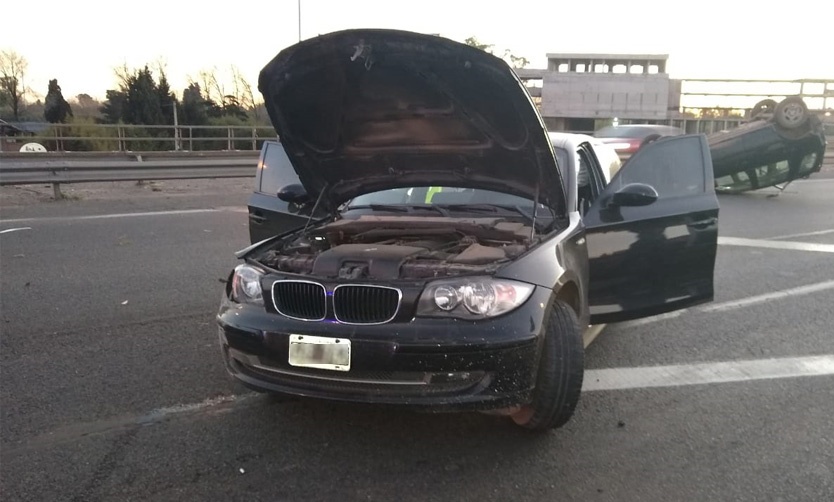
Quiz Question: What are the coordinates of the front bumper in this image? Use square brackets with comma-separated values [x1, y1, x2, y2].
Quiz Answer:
[216, 286, 553, 412]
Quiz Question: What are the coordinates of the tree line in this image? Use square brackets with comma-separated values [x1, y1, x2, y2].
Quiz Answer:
[1, 50, 274, 150]
[0, 50, 269, 126]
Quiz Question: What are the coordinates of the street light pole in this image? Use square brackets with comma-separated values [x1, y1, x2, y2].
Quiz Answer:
[298, 0, 301, 42]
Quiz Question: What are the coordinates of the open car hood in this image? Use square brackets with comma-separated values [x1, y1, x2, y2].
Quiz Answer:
[258, 29, 565, 215]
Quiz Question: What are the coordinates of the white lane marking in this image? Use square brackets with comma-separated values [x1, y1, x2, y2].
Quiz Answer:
[718, 236, 834, 253]
[0, 227, 32, 234]
[768, 228, 834, 240]
[702, 279, 834, 313]
[622, 278, 834, 327]
[8, 354, 834, 452]
[0, 208, 245, 225]
[584, 355, 834, 391]
[623, 310, 688, 328]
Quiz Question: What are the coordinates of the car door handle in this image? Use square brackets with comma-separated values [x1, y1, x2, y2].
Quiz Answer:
[249, 213, 267, 224]
[688, 217, 716, 230]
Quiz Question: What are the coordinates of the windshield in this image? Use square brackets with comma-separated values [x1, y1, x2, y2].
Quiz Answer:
[344, 186, 558, 228]
[348, 187, 537, 208]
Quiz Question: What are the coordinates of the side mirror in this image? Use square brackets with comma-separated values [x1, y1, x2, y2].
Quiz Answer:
[277, 184, 310, 204]
[610, 183, 658, 207]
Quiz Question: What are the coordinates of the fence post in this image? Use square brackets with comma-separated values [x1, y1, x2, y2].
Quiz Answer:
[52, 183, 64, 199]
[252, 127, 256, 151]
[227, 128, 232, 150]
[135, 154, 145, 185]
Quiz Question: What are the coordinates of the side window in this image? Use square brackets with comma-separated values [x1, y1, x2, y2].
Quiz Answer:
[258, 143, 301, 195]
[613, 136, 705, 197]
[798, 152, 819, 176]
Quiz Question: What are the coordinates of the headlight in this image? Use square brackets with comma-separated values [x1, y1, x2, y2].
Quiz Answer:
[230, 264, 264, 305]
[416, 277, 534, 319]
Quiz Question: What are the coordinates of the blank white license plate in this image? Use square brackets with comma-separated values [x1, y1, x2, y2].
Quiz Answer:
[288, 335, 351, 371]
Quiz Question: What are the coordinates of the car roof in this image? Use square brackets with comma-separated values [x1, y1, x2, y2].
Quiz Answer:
[548, 131, 615, 152]
[547, 131, 620, 183]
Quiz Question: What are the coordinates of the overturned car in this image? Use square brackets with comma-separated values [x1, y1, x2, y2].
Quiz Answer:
[708, 97, 827, 193]
[216, 29, 720, 430]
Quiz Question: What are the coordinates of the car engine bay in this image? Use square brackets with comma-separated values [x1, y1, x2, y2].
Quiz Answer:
[257, 215, 533, 280]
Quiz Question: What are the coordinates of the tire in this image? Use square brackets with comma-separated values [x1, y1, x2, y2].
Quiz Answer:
[750, 99, 777, 120]
[774, 96, 808, 130]
[511, 300, 584, 431]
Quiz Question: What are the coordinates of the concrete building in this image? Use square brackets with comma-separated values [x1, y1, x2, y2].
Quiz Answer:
[516, 53, 833, 133]
[517, 53, 677, 132]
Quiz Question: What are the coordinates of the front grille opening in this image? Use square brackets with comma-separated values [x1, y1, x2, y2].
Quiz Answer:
[272, 281, 326, 321]
[333, 285, 400, 324]
[237, 360, 486, 396]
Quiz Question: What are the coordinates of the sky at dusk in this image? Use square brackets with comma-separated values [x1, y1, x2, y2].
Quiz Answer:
[3, 0, 833, 102]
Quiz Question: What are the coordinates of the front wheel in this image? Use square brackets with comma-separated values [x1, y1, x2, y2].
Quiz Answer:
[510, 300, 584, 431]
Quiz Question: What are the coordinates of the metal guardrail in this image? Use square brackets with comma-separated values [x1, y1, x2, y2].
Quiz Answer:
[0, 148, 830, 199]
[0, 123, 277, 153]
[0, 153, 259, 197]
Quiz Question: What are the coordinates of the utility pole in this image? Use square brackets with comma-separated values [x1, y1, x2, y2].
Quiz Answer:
[298, 0, 301, 42]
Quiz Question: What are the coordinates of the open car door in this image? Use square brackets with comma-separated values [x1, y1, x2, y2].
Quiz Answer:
[584, 135, 719, 324]
[248, 142, 327, 243]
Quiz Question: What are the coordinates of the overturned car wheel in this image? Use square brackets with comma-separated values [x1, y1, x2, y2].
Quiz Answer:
[510, 300, 584, 431]
[750, 98, 778, 120]
[774, 96, 809, 130]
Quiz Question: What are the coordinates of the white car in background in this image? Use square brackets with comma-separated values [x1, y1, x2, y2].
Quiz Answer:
[549, 132, 622, 216]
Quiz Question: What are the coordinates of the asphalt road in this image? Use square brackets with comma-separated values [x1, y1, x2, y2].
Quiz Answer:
[1, 179, 833, 501]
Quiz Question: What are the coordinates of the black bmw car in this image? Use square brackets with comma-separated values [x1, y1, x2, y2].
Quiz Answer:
[217, 29, 720, 430]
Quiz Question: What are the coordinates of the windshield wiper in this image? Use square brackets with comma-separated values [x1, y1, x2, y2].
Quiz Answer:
[344, 204, 409, 212]
[436, 203, 536, 224]
[344, 204, 449, 216]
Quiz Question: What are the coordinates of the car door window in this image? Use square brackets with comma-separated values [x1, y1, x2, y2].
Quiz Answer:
[258, 143, 301, 195]
[613, 137, 706, 197]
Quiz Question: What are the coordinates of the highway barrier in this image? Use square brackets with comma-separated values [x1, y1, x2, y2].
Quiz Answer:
[0, 152, 259, 198]
[0, 148, 830, 199]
